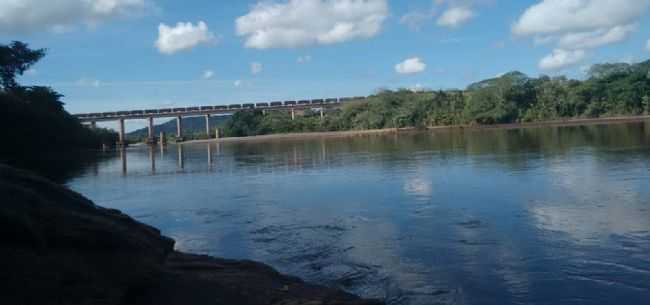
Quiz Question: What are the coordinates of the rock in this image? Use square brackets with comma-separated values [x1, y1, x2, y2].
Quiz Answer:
[0, 164, 382, 305]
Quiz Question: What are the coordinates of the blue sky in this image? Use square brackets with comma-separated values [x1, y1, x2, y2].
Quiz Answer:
[2, 0, 650, 120]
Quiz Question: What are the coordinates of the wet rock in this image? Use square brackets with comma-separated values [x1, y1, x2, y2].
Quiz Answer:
[0, 164, 382, 305]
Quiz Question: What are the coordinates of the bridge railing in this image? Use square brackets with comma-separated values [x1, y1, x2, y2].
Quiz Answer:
[73, 96, 367, 120]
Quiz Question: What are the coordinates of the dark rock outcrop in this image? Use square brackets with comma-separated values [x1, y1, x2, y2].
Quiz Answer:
[0, 164, 381, 305]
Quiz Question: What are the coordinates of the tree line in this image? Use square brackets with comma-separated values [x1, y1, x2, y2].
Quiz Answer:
[223, 61, 650, 137]
[0, 41, 117, 166]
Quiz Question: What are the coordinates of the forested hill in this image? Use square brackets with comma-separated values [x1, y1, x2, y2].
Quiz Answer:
[127, 115, 230, 140]
[219, 59, 650, 137]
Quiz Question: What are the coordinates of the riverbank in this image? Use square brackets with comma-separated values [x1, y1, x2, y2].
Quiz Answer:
[183, 114, 650, 145]
[0, 164, 382, 305]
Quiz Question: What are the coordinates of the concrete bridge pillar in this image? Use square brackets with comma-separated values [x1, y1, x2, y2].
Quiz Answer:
[176, 116, 183, 141]
[215, 128, 220, 139]
[320, 108, 324, 120]
[291, 108, 295, 121]
[147, 117, 154, 143]
[118, 119, 125, 146]
[90, 121, 97, 129]
[205, 114, 211, 138]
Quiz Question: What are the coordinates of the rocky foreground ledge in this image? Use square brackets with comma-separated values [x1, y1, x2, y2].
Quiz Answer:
[0, 164, 381, 305]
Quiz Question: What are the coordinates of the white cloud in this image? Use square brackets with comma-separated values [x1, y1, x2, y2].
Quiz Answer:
[538, 49, 586, 70]
[155, 21, 215, 55]
[437, 6, 475, 28]
[557, 24, 637, 50]
[76, 77, 101, 87]
[235, 0, 388, 49]
[251, 62, 263, 75]
[395, 57, 426, 74]
[0, 0, 149, 33]
[513, 0, 650, 71]
[400, 10, 435, 31]
[234, 80, 242, 87]
[646, 39, 650, 52]
[297, 55, 312, 64]
[513, 0, 650, 36]
[202, 70, 215, 79]
[24, 69, 38, 76]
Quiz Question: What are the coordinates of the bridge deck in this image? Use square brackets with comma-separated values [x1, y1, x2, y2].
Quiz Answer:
[73, 97, 365, 123]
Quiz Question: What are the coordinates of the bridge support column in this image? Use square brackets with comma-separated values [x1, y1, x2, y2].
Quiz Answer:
[147, 117, 154, 144]
[176, 116, 184, 142]
[205, 114, 211, 138]
[90, 121, 96, 129]
[215, 128, 220, 139]
[118, 119, 125, 146]
[291, 108, 295, 121]
[320, 108, 324, 120]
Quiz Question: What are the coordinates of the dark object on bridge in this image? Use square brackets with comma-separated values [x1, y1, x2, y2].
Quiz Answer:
[186, 107, 200, 112]
[102, 111, 117, 116]
[159, 108, 172, 114]
[298, 100, 310, 105]
[284, 100, 297, 106]
[117, 111, 130, 115]
[242, 103, 255, 109]
[256, 102, 269, 108]
[229, 104, 242, 109]
[270, 101, 283, 107]
[353, 96, 367, 100]
[0, 165, 383, 305]
[145, 109, 158, 114]
[173, 108, 186, 113]
[200, 106, 214, 111]
[311, 99, 324, 104]
[214, 105, 228, 110]
[130, 110, 144, 115]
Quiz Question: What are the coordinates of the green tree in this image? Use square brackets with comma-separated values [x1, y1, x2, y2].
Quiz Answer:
[0, 41, 45, 90]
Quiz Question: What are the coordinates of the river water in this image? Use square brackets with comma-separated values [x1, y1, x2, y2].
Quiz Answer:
[67, 122, 650, 305]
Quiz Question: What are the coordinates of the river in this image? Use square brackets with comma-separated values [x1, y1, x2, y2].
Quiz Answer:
[66, 122, 650, 305]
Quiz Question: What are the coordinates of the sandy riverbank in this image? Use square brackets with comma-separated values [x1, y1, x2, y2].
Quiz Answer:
[182, 114, 650, 145]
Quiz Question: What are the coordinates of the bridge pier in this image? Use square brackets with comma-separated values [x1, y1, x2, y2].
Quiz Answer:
[291, 108, 295, 121]
[118, 119, 125, 146]
[320, 108, 324, 120]
[160, 131, 166, 145]
[205, 114, 211, 138]
[175, 116, 184, 142]
[146, 117, 155, 144]
[90, 121, 96, 129]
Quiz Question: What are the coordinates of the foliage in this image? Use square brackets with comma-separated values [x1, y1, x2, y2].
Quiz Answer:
[222, 60, 650, 136]
[0, 41, 45, 90]
[0, 41, 117, 163]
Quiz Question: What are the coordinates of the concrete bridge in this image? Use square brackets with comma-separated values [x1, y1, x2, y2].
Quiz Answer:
[73, 96, 366, 145]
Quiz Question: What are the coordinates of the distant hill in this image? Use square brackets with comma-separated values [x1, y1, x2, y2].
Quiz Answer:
[127, 115, 231, 141]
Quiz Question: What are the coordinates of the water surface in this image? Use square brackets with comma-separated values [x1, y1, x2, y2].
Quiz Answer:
[67, 122, 650, 305]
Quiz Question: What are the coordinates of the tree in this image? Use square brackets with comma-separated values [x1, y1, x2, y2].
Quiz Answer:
[0, 41, 45, 91]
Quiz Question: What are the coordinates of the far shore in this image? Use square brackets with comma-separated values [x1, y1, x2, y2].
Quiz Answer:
[181, 114, 650, 145]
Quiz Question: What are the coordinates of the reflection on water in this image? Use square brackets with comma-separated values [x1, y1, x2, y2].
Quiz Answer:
[67, 122, 650, 305]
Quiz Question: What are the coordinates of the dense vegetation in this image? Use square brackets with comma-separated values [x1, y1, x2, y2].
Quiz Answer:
[222, 60, 650, 137]
[0, 41, 117, 178]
